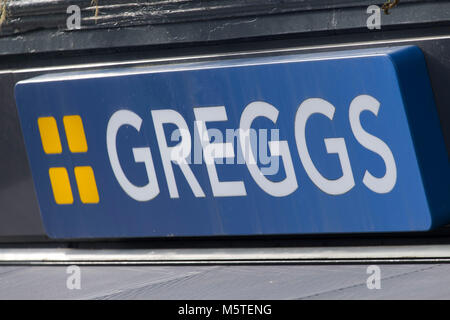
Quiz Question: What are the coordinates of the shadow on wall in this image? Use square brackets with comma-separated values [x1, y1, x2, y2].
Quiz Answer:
[422, 48, 450, 161]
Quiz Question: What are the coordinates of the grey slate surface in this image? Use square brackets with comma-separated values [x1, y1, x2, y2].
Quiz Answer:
[0, 264, 449, 299]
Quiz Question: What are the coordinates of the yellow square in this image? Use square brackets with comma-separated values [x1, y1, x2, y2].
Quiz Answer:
[74, 166, 99, 204]
[63, 115, 88, 153]
[38, 117, 62, 154]
[49, 167, 73, 205]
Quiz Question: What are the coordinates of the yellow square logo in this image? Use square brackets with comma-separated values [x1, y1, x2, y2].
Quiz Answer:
[38, 115, 99, 205]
